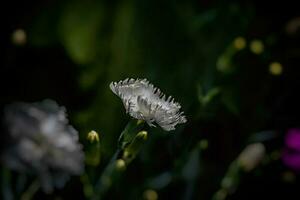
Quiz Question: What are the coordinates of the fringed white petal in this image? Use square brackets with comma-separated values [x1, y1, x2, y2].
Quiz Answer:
[110, 78, 187, 131]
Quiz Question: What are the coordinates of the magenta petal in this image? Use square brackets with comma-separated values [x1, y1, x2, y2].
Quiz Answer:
[282, 151, 300, 171]
[285, 128, 300, 151]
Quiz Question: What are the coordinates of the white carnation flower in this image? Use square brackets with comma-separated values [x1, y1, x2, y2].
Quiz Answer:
[110, 78, 187, 131]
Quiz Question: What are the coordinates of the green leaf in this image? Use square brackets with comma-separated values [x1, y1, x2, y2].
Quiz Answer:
[58, 2, 104, 64]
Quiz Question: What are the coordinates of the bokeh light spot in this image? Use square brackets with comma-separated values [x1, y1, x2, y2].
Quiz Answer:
[269, 62, 283, 76]
[233, 37, 246, 50]
[143, 189, 158, 200]
[11, 29, 27, 46]
[250, 39, 264, 54]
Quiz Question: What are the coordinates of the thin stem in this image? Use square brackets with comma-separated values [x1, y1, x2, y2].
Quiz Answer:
[91, 150, 121, 200]
[1, 167, 13, 200]
[16, 174, 28, 194]
[20, 179, 39, 200]
[91, 119, 146, 200]
[81, 173, 95, 199]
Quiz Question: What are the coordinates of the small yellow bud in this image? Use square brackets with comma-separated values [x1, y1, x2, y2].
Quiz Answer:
[123, 150, 130, 159]
[250, 40, 264, 54]
[115, 159, 126, 170]
[269, 62, 283, 76]
[137, 131, 148, 140]
[216, 56, 230, 72]
[233, 37, 246, 50]
[122, 131, 148, 163]
[199, 139, 209, 150]
[143, 189, 158, 200]
[87, 130, 100, 143]
[137, 119, 145, 125]
[86, 130, 101, 166]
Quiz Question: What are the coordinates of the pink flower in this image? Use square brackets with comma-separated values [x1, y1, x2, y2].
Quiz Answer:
[282, 128, 300, 171]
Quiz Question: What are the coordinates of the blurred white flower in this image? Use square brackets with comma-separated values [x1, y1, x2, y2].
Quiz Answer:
[2, 100, 84, 193]
[110, 78, 187, 131]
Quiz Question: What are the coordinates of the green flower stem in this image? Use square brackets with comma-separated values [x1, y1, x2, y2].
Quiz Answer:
[86, 130, 101, 166]
[1, 167, 13, 200]
[81, 173, 94, 199]
[212, 161, 241, 200]
[20, 179, 39, 200]
[16, 174, 28, 195]
[118, 119, 145, 149]
[91, 119, 146, 200]
[91, 151, 122, 200]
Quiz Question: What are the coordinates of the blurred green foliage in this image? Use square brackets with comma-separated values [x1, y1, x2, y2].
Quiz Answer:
[28, 0, 254, 154]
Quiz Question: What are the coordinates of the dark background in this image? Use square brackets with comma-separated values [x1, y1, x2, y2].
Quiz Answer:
[1, 0, 300, 199]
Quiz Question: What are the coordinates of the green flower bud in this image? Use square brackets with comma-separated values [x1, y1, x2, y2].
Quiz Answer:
[86, 130, 101, 166]
[87, 130, 100, 143]
[122, 131, 148, 163]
